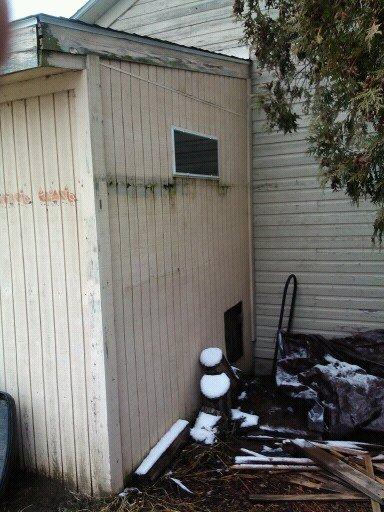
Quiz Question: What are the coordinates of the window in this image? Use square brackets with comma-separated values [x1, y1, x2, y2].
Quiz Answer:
[224, 302, 244, 364]
[172, 127, 219, 178]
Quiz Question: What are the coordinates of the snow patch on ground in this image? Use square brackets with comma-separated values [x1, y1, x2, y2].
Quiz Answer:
[190, 411, 221, 445]
[231, 409, 259, 428]
[200, 373, 230, 399]
[200, 347, 223, 367]
[135, 419, 189, 475]
[238, 391, 247, 401]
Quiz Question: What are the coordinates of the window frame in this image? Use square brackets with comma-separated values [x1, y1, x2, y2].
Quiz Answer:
[171, 126, 220, 180]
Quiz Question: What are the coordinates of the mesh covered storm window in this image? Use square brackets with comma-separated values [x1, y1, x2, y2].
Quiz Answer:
[172, 127, 219, 178]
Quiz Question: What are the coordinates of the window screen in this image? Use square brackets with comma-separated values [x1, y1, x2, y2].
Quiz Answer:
[173, 128, 219, 178]
[224, 302, 244, 364]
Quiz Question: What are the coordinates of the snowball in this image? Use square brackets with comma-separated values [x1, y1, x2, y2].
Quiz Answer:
[200, 347, 223, 368]
[190, 411, 221, 445]
[200, 373, 231, 399]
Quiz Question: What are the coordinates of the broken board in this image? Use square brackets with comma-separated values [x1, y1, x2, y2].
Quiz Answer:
[292, 439, 384, 504]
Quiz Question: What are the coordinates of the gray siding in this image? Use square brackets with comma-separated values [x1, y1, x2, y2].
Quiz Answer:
[94, 0, 249, 57]
[252, 61, 384, 372]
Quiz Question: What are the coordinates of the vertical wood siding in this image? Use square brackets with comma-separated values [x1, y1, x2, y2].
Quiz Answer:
[0, 71, 122, 494]
[95, 0, 249, 57]
[252, 63, 384, 372]
[99, 59, 251, 476]
[0, 83, 91, 489]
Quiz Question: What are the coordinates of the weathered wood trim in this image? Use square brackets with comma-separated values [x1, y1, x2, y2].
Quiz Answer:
[37, 17, 249, 78]
[0, 22, 38, 76]
[72, 0, 120, 25]
[246, 77, 255, 345]
[75, 58, 123, 494]
[0, 70, 82, 103]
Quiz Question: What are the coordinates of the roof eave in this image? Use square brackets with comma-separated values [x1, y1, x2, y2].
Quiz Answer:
[72, 0, 120, 24]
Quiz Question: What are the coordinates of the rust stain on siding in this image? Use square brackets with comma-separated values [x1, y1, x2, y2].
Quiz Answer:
[38, 188, 77, 204]
[0, 191, 32, 205]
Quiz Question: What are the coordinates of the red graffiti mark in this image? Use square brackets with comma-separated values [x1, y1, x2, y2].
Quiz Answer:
[38, 187, 77, 204]
[0, 191, 32, 205]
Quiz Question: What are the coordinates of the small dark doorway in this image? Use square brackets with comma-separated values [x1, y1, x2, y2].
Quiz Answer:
[224, 301, 243, 364]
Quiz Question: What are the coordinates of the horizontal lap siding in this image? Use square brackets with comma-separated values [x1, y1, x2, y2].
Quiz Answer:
[252, 63, 384, 368]
[0, 79, 96, 492]
[100, 60, 251, 476]
[96, 0, 249, 57]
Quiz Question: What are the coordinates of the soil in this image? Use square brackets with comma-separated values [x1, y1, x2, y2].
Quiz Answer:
[0, 378, 377, 511]
[0, 442, 372, 512]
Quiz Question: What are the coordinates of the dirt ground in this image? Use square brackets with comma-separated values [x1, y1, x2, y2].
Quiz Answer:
[0, 377, 377, 512]
[0, 441, 373, 512]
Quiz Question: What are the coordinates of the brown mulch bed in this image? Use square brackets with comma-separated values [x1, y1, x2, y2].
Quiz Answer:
[0, 441, 372, 512]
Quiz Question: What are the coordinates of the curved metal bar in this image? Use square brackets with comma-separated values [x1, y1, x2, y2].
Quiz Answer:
[272, 274, 298, 377]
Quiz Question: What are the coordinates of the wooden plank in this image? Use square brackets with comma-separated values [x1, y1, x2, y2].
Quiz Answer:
[134, 419, 190, 485]
[23, 95, 62, 480]
[0, 101, 35, 470]
[0, 24, 38, 76]
[39, 20, 249, 78]
[12, 98, 47, 475]
[289, 475, 351, 493]
[74, 56, 123, 494]
[250, 493, 368, 502]
[364, 454, 382, 512]
[292, 440, 384, 504]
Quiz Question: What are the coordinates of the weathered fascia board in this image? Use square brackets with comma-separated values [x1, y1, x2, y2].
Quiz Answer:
[37, 16, 250, 78]
[0, 17, 39, 75]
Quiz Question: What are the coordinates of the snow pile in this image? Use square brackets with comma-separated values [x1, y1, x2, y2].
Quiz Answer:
[314, 357, 377, 392]
[200, 347, 223, 368]
[231, 408, 259, 428]
[135, 419, 189, 475]
[200, 373, 230, 399]
[190, 411, 221, 445]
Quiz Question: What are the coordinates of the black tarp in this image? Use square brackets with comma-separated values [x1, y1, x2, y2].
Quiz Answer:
[276, 330, 384, 437]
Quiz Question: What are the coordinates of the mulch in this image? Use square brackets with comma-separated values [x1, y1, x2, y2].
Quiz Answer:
[0, 377, 377, 511]
[0, 440, 372, 512]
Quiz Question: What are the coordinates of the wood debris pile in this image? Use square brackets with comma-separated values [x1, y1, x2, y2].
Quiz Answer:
[130, 346, 384, 509]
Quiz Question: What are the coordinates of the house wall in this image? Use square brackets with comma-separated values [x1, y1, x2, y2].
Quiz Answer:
[94, 0, 249, 57]
[99, 58, 251, 477]
[252, 63, 384, 372]
[0, 70, 122, 494]
[92, 0, 384, 374]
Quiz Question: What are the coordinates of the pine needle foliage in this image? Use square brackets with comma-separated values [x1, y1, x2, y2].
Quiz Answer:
[234, 0, 384, 242]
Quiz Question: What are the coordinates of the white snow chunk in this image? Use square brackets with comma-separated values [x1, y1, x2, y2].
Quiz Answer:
[238, 391, 247, 401]
[200, 347, 223, 368]
[262, 445, 284, 455]
[170, 477, 193, 494]
[190, 411, 221, 445]
[235, 454, 268, 464]
[231, 366, 241, 379]
[119, 487, 141, 497]
[135, 419, 189, 475]
[231, 409, 259, 428]
[200, 373, 230, 399]
[259, 425, 309, 436]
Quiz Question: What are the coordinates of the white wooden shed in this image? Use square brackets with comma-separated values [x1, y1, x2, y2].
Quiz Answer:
[78, 0, 384, 374]
[0, 15, 252, 494]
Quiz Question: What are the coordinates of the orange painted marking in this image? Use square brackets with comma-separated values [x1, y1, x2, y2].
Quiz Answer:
[38, 187, 77, 204]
